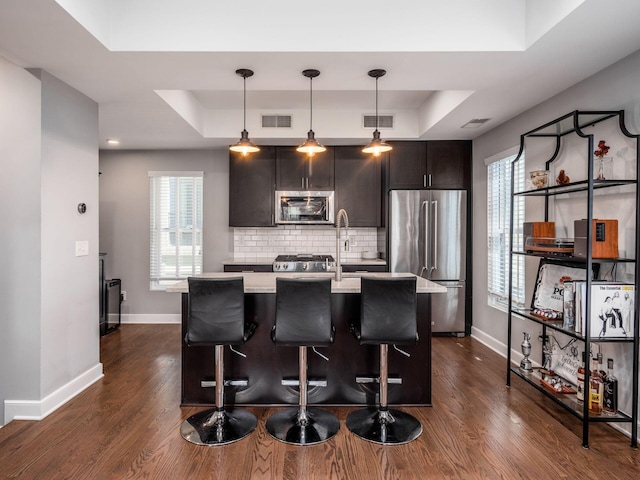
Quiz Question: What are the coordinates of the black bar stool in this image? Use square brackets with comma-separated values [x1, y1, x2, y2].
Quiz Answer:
[346, 276, 422, 444]
[266, 278, 340, 445]
[180, 277, 257, 446]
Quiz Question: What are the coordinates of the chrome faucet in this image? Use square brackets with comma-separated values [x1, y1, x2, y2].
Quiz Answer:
[335, 208, 350, 281]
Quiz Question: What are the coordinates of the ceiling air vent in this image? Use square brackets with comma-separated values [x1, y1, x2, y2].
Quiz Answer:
[363, 114, 394, 129]
[262, 115, 292, 128]
[461, 118, 491, 129]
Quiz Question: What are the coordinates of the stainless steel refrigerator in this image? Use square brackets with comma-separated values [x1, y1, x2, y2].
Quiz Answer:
[389, 190, 467, 334]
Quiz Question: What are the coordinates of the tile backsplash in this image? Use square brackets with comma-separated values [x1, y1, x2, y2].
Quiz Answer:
[233, 225, 384, 262]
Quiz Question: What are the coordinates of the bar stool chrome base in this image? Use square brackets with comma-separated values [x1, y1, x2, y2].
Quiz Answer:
[181, 407, 257, 446]
[346, 407, 422, 445]
[266, 407, 340, 445]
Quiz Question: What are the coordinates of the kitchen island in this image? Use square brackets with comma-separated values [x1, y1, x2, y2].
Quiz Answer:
[168, 272, 445, 406]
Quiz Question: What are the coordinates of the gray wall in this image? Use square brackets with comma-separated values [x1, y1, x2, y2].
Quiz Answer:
[472, 48, 640, 436]
[472, 48, 640, 347]
[99, 149, 232, 318]
[0, 61, 100, 425]
[0, 56, 42, 425]
[37, 70, 101, 398]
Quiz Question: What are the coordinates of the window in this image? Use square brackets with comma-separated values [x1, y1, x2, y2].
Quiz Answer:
[486, 149, 525, 310]
[149, 171, 203, 290]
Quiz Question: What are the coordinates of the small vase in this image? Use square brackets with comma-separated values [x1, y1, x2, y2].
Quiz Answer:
[595, 156, 613, 180]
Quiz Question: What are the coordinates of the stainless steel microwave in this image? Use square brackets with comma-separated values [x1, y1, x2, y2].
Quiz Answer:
[275, 190, 335, 224]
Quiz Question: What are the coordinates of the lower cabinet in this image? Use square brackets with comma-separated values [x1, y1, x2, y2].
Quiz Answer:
[341, 264, 387, 273]
[223, 264, 273, 273]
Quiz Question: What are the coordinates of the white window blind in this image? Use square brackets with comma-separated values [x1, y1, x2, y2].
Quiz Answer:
[149, 172, 203, 290]
[487, 152, 525, 309]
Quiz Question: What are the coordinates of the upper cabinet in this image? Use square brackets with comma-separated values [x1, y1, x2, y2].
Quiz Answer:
[335, 147, 382, 227]
[426, 140, 471, 189]
[387, 140, 471, 190]
[276, 146, 334, 190]
[229, 141, 470, 226]
[387, 141, 427, 189]
[229, 147, 276, 227]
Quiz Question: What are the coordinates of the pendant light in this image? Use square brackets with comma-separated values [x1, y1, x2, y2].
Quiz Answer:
[297, 69, 326, 157]
[362, 69, 392, 156]
[230, 68, 260, 156]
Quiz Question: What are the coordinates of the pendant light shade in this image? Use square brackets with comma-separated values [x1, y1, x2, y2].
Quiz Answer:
[230, 69, 260, 156]
[362, 69, 392, 156]
[297, 69, 326, 156]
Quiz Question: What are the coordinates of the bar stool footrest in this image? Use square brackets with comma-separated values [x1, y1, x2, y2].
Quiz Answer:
[355, 376, 402, 385]
[282, 377, 328, 387]
[200, 379, 249, 388]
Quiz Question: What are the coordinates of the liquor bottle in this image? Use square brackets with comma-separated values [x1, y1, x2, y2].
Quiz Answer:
[603, 358, 618, 415]
[576, 352, 585, 402]
[588, 354, 603, 415]
[597, 353, 606, 379]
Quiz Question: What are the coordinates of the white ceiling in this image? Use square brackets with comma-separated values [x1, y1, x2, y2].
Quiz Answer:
[1, 0, 640, 150]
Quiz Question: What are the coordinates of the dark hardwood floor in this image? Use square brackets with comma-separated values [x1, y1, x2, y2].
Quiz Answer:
[0, 324, 638, 479]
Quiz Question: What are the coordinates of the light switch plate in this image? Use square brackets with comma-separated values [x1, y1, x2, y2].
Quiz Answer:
[75, 240, 89, 257]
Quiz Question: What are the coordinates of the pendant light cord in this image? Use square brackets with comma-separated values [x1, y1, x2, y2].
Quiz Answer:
[375, 76, 379, 131]
[309, 76, 313, 131]
[243, 76, 247, 131]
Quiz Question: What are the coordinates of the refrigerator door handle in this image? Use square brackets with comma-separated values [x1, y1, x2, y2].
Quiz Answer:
[432, 200, 438, 274]
[421, 200, 430, 275]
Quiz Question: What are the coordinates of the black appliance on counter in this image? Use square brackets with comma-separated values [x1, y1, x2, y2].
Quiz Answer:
[273, 254, 335, 272]
[99, 253, 122, 336]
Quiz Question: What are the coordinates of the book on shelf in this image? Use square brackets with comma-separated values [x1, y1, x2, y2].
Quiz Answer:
[572, 282, 635, 338]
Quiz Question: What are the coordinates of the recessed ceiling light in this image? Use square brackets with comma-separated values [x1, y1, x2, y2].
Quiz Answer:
[106, 138, 120, 145]
[461, 118, 491, 129]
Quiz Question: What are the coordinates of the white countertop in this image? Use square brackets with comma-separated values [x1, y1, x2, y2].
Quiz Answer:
[166, 272, 446, 294]
[221, 258, 387, 266]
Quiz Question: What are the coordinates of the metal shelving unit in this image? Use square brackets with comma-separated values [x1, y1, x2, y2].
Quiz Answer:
[505, 110, 639, 448]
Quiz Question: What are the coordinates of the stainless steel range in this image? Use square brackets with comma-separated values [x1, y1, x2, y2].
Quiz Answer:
[273, 254, 335, 272]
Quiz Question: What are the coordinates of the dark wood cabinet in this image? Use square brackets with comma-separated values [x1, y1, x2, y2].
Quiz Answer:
[181, 290, 431, 405]
[335, 146, 382, 227]
[426, 140, 471, 189]
[229, 147, 276, 227]
[276, 146, 334, 190]
[341, 264, 387, 273]
[387, 141, 427, 189]
[223, 264, 273, 272]
[387, 140, 471, 190]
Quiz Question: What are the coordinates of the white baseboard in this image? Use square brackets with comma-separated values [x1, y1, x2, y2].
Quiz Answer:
[470, 326, 507, 358]
[470, 326, 540, 370]
[4, 363, 104, 424]
[121, 313, 181, 324]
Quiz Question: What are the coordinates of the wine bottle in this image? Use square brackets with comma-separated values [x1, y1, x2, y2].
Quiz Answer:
[603, 358, 618, 415]
[588, 354, 603, 415]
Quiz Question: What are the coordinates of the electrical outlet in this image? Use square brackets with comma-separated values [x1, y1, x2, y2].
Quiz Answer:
[121, 290, 127, 302]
